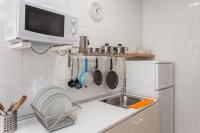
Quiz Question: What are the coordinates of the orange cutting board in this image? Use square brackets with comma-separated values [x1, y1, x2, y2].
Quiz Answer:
[128, 99, 154, 109]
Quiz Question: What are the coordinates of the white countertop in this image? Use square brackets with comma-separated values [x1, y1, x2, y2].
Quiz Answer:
[16, 97, 156, 133]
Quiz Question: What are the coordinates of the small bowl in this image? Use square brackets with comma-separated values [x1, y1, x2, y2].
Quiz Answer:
[87, 48, 93, 54]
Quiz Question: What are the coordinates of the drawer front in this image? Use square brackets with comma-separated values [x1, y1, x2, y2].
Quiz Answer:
[130, 103, 159, 133]
[104, 119, 132, 133]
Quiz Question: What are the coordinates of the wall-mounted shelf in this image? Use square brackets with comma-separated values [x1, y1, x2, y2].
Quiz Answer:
[68, 52, 155, 63]
[67, 52, 126, 67]
[8, 42, 75, 52]
[125, 53, 155, 60]
[49, 45, 73, 52]
[69, 53, 126, 57]
[8, 41, 32, 49]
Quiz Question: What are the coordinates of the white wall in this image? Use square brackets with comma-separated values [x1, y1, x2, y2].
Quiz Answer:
[143, 0, 200, 133]
[0, 0, 142, 117]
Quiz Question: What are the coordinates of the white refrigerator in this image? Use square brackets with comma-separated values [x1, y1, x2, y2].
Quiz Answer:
[126, 61, 174, 133]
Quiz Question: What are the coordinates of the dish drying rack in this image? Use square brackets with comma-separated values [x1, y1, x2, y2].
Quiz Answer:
[31, 104, 81, 132]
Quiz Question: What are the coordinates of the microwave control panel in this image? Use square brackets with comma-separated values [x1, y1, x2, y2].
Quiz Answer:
[68, 15, 79, 43]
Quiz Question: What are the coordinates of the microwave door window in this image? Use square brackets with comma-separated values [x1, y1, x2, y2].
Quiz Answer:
[25, 5, 64, 37]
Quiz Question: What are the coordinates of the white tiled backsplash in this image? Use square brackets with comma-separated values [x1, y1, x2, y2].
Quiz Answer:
[143, 0, 200, 132]
[0, 0, 142, 117]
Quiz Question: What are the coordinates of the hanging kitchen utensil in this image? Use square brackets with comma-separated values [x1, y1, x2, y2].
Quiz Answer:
[68, 59, 76, 88]
[79, 57, 93, 87]
[12, 95, 27, 113]
[79, 58, 86, 87]
[106, 58, 119, 89]
[75, 58, 82, 89]
[93, 57, 103, 85]
[0, 102, 6, 115]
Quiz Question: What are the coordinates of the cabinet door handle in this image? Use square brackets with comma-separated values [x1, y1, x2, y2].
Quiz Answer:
[132, 118, 143, 125]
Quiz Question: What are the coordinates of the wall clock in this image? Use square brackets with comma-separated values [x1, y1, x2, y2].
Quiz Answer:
[89, 2, 103, 22]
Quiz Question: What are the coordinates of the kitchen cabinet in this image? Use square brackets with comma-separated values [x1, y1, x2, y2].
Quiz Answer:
[104, 118, 132, 133]
[104, 103, 159, 133]
[130, 102, 159, 133]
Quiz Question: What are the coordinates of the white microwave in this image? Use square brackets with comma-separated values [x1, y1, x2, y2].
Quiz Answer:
[5, 0, 79, 45]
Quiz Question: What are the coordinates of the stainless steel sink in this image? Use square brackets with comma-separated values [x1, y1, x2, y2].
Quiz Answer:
[100, 94, 142, 109]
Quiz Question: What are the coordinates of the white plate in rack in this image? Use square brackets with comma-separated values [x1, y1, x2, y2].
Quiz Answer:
[33, 86, 72, 117]
[37, 88, 65, 112]
[33, 86, 53, 106]
[33, 86, 61, 107]
[42, 94, 72, 118]
[36, 87, 65, 110]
